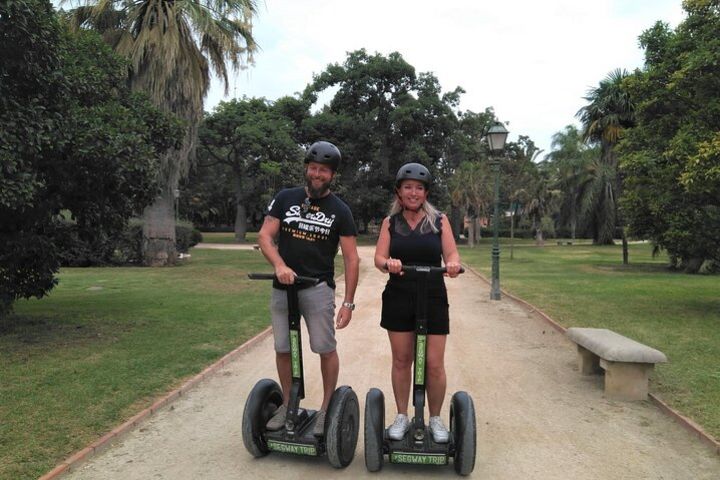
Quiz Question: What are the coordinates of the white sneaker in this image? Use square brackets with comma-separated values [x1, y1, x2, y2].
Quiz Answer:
[429, 416, 449, 443]
[388, 413, 410, 440]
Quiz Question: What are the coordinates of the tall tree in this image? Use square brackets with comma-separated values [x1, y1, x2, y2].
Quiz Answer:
[447, 160, 493, 247]
[302, 49, 461, 229]
[66, 0, 258, 265]
[620, 2, 720, 272]
[444, 108, 498, 238]
[523, 167, 560, 246]
[1, 2, 182, 318]
[576, 68, 635, 246]
[195, 97, 306, 241]
[544, 125, 598, 240]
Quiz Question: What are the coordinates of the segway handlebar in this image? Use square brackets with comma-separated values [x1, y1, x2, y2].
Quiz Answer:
[247, 272, 320, 286]
[399, 265, 465, 275]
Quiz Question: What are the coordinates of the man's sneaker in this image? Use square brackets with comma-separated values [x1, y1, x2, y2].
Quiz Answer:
[429, 416, 449, 443]
[313, 410, 326, 437]
[388, 413, 410, 440]
[265, 404, 287, 431]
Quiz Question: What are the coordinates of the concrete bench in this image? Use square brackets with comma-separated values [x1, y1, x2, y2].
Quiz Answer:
[566, 328, 668, 401]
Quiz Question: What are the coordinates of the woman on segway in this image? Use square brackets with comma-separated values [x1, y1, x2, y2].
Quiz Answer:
[373, 162, 462, 444]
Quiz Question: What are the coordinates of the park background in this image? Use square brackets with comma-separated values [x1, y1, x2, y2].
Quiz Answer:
[2, 1, 720, 478]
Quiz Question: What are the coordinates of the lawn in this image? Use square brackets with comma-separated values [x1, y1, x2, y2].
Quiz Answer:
[460, 241, 720, 442]
[200, 231, 258, 244]
[0, 249, 273, 480]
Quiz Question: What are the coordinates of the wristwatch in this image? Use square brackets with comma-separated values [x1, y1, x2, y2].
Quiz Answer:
[342, 301, 355, 311]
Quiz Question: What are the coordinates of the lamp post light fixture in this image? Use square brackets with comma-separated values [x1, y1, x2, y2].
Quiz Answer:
[486, 122, 509, 300]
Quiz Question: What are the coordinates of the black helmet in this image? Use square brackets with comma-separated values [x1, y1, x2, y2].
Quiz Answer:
[395, 162, 432, 188]
[305, 141, 341, 171]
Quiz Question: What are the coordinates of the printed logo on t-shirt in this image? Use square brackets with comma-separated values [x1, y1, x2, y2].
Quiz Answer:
[267, 199, 276, 212]
[282, 203, 336, 242]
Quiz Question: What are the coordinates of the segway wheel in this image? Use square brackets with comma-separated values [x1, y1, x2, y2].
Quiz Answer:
[364, 388, 385, 472]
[242, 378, 283, 458]
[325, 385, 359, 468]
[450, 391, 476, 476]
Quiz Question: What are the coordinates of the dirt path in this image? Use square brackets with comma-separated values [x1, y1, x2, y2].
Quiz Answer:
[63, 246, 720, 479]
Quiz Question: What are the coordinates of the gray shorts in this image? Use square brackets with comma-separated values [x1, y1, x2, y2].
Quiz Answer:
[270, 282, 336, 354]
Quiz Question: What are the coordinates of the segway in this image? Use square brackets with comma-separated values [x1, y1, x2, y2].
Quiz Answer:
[242, 273, 359, 468]
[364, 265, 476, 475]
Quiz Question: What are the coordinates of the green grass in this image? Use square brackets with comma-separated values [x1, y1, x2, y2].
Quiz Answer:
[0, 249, 273, 480]
[461, 241, 720, 441]
[200, 231, 258, 244]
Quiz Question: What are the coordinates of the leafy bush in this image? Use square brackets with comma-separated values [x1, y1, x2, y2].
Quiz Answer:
[176, 221, 203, 253]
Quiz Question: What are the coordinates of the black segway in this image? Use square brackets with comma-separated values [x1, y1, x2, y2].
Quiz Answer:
[242, 273, 359, 468]
[365, 265, 476, 476]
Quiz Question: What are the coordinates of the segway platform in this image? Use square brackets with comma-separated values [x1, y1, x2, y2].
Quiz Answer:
[386, 431, 452, 465]
[264, 407, 323, 456]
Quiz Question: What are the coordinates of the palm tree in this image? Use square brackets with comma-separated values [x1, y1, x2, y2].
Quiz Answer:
[448, 160, 493, 247]
[576, 68, 634, 247]
[66, 0, 258, 265]
[545, 125, 597, 241]
[523, 169, 560, 246]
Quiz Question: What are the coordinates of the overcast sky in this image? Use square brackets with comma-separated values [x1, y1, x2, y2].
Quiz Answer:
[206, 0, 686, 157]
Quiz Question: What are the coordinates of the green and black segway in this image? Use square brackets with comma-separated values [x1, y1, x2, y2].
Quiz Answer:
[242, 273, 359, 468]
[364, 265, 476, 476]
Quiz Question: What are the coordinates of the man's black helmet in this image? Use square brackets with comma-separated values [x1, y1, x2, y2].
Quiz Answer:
[395, 162, 432, 188]
[305, 141, 341, 171]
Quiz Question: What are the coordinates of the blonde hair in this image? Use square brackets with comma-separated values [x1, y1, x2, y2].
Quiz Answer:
[388, 197, 441, 233]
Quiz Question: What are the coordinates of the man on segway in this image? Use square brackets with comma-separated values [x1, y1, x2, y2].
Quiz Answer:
[257, 140, 360, 437]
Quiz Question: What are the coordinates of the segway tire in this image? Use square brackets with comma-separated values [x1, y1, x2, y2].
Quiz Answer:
[325, 385, 359, 468]
[242, 378, 283, 458]
[364, 388, 385, 472]
[450, 391, 476, 476]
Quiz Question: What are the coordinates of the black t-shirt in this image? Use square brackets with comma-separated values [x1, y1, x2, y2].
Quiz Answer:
[267, 187, 357, 289]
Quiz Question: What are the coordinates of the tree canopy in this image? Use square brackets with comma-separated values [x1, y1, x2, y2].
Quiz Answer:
[619, 1, 720, 271]
[0, 1, 183, 317]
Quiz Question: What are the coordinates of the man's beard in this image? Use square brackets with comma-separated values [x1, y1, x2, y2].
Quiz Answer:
[306, 177, 331, 198]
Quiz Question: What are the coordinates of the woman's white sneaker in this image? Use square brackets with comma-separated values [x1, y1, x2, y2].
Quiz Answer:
[429, 416, 449, 443]
[388, 413, 410, 440]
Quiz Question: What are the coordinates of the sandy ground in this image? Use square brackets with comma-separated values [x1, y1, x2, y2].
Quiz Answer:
[63, 246, 720, 479]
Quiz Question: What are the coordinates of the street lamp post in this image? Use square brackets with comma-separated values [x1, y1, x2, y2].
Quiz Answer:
[486, 122, 509, 301]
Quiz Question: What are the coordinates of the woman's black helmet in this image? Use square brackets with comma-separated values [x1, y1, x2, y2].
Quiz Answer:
[305, 141, 341, 171]
[395, 162, 432, 188]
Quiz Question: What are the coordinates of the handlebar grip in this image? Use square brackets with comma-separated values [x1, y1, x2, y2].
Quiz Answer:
[398, 265, 465, 275]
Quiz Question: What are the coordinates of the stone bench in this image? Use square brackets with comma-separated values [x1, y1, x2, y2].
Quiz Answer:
[565, 328, 668, 401]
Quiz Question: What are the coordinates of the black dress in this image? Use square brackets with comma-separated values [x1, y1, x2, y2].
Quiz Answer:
[380, 213, 450, 334]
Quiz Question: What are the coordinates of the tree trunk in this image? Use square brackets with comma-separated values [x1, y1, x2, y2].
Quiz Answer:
[234, 203, 247, 242]
[467, 216, 475, 248]
[142, 190, 177, 266]
[510, 211, 515, 260]
[450, 205, 462, 241]
[682, 257, 704, 273]
[535, 227, 544, 247]
[621, 227, 628, 265]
